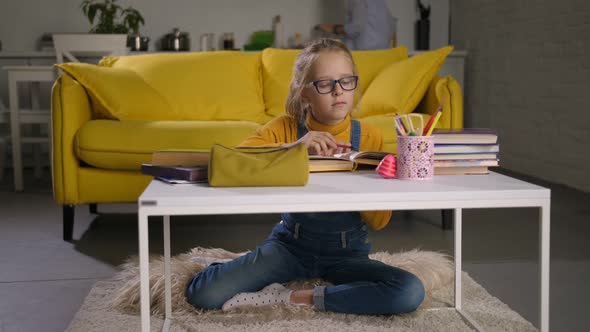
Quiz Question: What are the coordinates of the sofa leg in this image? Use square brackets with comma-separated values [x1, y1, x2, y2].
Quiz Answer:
[89, 203, 97, 214]
[63, 205, 75, 242]
[441, 209, 454, 230]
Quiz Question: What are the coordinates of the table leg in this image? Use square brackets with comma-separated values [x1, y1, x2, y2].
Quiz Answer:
[540, 202, 550, 332]
[163, 215, 172, 331]
[454, 208, 462, 310]
[139, 211, 151, 331]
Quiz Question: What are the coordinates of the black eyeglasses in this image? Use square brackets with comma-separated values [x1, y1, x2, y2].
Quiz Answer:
[306, 75, 359, 94]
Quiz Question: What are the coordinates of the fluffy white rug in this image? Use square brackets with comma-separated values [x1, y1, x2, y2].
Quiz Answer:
[66, 248, 537, 332]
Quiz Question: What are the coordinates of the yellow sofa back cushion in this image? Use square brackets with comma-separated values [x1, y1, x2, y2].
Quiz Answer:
[260, 49, 299, 119]
[358, 46, 453, 117]
[60, 51, 266, 122]
[56, 63, 175, 121]
[352, 47, 409, 95]
[261, 47, 408, 118]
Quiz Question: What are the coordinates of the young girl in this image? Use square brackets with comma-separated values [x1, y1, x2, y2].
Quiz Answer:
[185, 38, 424, 315]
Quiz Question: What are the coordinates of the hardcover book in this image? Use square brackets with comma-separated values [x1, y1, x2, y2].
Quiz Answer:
[433, 128, 498, 145]
[433, 159, 499, 168]
[434, 166, 490, 175]
[434, 144, 500, 154]
[151, 149, 209, 167]
[434, 153, 497, 161]
[141, 164, 208, 182]
[155, 177, 205, 184]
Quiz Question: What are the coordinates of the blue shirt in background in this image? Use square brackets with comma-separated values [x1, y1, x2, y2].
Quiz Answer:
[343, 0, 397, 50]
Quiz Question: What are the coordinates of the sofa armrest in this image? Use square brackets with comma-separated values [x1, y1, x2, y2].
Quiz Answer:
[414, 75, 463, 130]
[51, 74, 93, 205]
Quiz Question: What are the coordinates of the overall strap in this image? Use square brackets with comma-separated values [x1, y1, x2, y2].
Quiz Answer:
[350, 119, 361, 151]
[297, 119, 362, 151]
[297, 120, 307, 140]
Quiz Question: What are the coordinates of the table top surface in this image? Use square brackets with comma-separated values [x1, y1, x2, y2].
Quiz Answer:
[138, 171, 550, 213]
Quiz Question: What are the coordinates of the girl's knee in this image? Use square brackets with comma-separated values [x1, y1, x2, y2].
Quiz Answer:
[400, 272, 425, 312]
[185, 273, 229, 310]
[384, 271, 425, 314]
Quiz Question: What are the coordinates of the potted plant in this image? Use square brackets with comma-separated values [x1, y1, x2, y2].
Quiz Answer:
[80, 0, 148, 51]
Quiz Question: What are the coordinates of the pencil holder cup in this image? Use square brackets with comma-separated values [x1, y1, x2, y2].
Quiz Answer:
[396, 135, 434, 180]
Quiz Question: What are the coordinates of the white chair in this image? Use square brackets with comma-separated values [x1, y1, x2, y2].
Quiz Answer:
[3, 65, 56, 191]
[3, 33, 127, 191]
[53, 33, 128, 64]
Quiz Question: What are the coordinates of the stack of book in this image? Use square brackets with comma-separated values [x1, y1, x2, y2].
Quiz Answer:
[141, 149, 209, 183]
[432, 128, 499, 175]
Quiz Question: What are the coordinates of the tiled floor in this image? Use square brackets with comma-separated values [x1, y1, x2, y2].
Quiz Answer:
[0, 168, 589, 331]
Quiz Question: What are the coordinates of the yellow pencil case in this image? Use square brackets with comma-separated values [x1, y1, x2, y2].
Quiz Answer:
[208, 144, 309, 187]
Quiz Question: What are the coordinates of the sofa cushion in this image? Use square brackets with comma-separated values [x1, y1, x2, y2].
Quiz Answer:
[75, 120, 260, 170]
[260, 48, 299, 119]
[261, 47, 408, 118]
[66, 51, 266, 123]
[358, 46, 453, 117]
[56, 63, 175, 121]
[352, 47, 408, 95]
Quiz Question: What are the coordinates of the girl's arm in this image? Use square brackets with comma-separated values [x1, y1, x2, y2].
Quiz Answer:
[237, 116, 297, 147]
[361, 211, 391, 230]
[359, 121, 392, 230]
[239, 116, 343, 156]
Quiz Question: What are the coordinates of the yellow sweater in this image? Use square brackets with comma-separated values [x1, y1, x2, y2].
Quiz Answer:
[239, 114, 392, 230]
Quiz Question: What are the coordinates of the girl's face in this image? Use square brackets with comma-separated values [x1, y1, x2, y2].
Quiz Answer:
[303, 50, 356, 125]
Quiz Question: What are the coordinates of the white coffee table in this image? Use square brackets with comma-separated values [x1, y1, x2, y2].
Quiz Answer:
[137, 171, 551, 332]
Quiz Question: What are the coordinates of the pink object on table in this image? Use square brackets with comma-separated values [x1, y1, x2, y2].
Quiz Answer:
[396, 136, 434, 180]
[376, 154, 396, 179]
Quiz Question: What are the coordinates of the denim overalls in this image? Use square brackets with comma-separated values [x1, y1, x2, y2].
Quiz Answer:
[186, 120, 425, 314]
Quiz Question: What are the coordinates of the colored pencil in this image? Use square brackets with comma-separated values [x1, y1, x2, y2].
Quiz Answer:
[425, 111, 443, 136]
[423, 98, 445, 135]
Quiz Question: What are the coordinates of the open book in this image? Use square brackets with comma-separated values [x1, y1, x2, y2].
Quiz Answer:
[309, 151, 389, 172]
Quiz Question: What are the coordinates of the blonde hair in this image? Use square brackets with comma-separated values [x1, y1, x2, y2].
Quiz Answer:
[285, 38, 359, 123]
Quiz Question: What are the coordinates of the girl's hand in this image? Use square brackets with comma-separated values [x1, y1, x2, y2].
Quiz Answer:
[334, 142, 352, 155]
[296, 131, 339, 156]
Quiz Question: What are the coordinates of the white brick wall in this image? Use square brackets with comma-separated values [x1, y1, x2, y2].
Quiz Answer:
[450, 0, 590, 192]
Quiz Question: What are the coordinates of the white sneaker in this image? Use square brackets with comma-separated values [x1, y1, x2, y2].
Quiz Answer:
[221, 283, 292, 311]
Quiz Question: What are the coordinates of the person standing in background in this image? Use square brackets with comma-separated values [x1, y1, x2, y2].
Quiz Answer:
[319, 0, 397, 50]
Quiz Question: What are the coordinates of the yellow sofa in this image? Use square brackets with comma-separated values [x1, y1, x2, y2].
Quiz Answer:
[52, 46, 463, 241]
